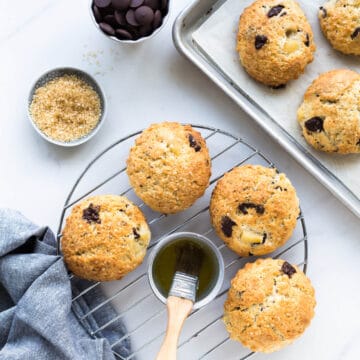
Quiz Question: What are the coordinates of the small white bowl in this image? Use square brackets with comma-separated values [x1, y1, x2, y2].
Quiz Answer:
[27, 67, 107, 147]
[148, 232, 225, 310]
[89, 0, 171, 44]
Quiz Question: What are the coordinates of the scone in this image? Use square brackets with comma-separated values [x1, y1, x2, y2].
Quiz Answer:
[210, 165, 299, 256]
[297, 69, 360, 154]
[61, 195, 151, 281]
[224, 258, 316, 353]
[237, 0, 316, 87]
[126, 122, 211, 214]
[319, 1, 360, 55]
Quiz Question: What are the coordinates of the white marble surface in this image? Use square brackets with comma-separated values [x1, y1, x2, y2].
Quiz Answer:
[0, 0, 359, 359]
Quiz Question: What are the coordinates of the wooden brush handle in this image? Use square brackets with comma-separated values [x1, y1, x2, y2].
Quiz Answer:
[156, 296, 193, 360]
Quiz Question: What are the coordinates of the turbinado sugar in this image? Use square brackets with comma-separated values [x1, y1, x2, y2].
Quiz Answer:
[30, 75, 101, 142]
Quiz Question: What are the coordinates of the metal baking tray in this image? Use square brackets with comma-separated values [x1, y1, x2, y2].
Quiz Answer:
[173, 0, 360, 218]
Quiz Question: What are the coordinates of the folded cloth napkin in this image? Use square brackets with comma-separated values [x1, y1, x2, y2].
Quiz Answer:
[0, 208, 131, 360]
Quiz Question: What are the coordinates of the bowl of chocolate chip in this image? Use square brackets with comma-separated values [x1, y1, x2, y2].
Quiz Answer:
[90, 0, 170, 43]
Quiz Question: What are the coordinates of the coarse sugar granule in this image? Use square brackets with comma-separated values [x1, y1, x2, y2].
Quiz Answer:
[29, 75, 101, 142]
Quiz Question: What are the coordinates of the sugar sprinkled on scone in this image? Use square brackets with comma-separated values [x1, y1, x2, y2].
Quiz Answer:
[224, 258, 316, 353]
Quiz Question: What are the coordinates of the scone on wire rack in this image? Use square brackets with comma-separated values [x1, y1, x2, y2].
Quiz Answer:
[223, 258, 316, 353]
[126, 122, 211, 214]
[319, 0, 360, 56]
[210, 165, 299, 257]
[61, 194, 151, 282]
[236, 0, 316, 87]
[297, 69, 360, 154]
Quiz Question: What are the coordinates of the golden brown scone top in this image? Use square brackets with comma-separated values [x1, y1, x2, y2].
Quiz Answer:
[297, 69, 360, 154]
[210, 165, 299, 257]
[126, 122, 211, 214]
[61, 195, 151, 282]
[237, 0, 315, 87]
[224, 258, 316, 353]
[319, 0, 360, 55]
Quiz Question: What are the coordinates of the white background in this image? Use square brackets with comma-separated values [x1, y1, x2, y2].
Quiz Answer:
[0, 0, 359, 359]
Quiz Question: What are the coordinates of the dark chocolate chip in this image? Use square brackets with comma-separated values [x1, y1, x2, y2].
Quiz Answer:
[305, 117, 324, 132]
[357, 139, 360, 146]
[135, 6, 154, 26]
[139, 24, 153, 36]
[238, 203, 265, 215]
[161, 0, 168, 10]
[133, 227, 141, 239]
[221, 216, 237, 237]
[115, 10, 127, 26]
[98, 5, 115, 16]
[153, 9, 162, 29]
[95, 0, 112, 8]
[99, 22, 116, 35]
[280, 11, 287, 17]
[144, 0, 160, 10]
[104, 14, 118, 27]
[255, 35, 268, 49]
[188, 134, 201, 152]
[93, 5, 103, 23]
[82, 204, 101, 224]
[130, 28, 141, 40]
[305, 33, 310, 47]
[130, 0, 144, 8]
[267, 5, 284, 18]
[116, 28, 133, 39]
[281, 261, 297, 278]
[126, 9, 140, 26]
[271, 84, 286, 90]
[351, 27, 360, 40]
[319, 6, 327, 18]
[112, 0, 131, 10]
[248, 252, 253, 256]
[262, 233, 267, 244]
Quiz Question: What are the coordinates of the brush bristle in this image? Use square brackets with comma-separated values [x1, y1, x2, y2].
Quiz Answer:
[174, 243, 204, 277]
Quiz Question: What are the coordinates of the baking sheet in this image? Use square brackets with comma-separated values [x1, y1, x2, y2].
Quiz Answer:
[191, 0, 360, 201]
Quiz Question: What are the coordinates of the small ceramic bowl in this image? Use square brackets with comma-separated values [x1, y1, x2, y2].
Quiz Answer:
[89, 0, 171, 44]
[27, 67, 106, 147]
[148, 232, 224, 310]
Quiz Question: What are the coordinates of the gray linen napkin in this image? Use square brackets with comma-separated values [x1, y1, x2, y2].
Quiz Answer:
[0, 208, 131, 360]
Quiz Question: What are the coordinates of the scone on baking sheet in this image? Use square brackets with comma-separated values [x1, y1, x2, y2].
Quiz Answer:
[319, 0, 360, 56]
[236, 0, 316, 87]
[61, 195, 151, 282]
[210, 165, 299, 257]
[223, 258, 316, 353]
[297, 69, 360, 154]
[126, 122, 211, 214]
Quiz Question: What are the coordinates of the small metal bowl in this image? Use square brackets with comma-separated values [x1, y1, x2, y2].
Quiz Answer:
[27, 67, 106, 147]
[148, 232, 224, 310]
[89, 0, 171, 44]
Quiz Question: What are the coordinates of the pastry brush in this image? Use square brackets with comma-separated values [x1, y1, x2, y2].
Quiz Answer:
[156, 243, 204, 360]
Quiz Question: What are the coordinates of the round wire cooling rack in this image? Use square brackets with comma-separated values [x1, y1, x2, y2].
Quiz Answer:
[57, 125, 308, 360]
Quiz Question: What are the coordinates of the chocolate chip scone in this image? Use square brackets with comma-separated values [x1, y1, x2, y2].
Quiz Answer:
[61, 195, 151, 281]
[319, 1, 360, 55]
[126, 122, 211, 214]
[210, 165, 299, 256]
[237, 0, 316, 87]
[224, 258, 316, 353]
[297, 69, 360, 154]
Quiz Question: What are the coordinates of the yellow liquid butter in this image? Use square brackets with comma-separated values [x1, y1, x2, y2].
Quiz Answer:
[152, 238, 218, 302]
